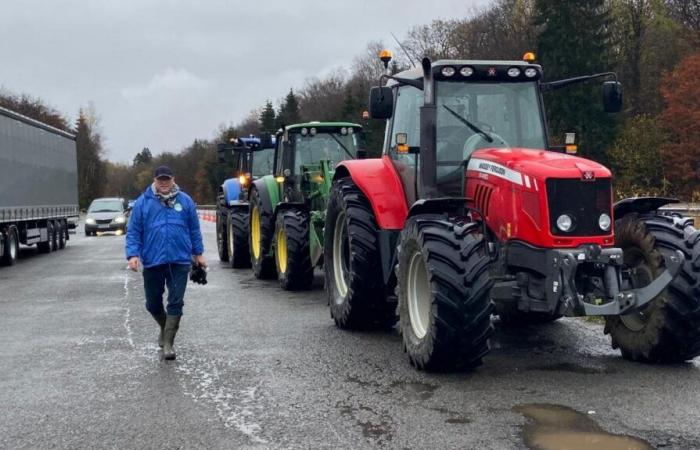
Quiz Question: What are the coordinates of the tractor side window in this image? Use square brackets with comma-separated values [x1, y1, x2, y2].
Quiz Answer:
[275, 138, 285, 176]
[389, 85, 422, 163]
[252, 148, 275, 178]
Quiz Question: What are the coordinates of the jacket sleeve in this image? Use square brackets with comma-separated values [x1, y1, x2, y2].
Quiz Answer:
[125, 198, 143, 259]
[188, 199, 204, 256]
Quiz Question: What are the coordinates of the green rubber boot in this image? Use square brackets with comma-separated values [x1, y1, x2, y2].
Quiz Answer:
[151, 313, 166, 348]
[162, 315, 181, 360]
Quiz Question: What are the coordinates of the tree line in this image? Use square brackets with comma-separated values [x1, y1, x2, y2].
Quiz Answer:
[2, 0, 699, 205]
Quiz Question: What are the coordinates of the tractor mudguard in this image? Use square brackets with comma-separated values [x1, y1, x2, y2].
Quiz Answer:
[334, 155, 408, 230]
[222, 178, 242, 206]
[614, 197, 679, 219]
[408, 198, 468, 218]
[251, 176, 279, 211]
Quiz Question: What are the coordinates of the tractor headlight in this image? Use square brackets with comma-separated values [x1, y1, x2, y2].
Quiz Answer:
[441, 66, 455, 77]
[524, 67, 538, 78]
[507, 67, 521, 77]
[598, 213, 611, 231]
[114, 216, 126, 224]
[556, 214, 573, 232]
[85, 218, 96, 225]
[460, 66, 474, 77]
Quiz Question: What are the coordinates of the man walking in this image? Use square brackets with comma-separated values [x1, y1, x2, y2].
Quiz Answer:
[126, 165, 207, 360]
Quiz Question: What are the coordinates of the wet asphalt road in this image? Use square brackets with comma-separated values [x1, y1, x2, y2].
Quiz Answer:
[2, 219, 700, 449]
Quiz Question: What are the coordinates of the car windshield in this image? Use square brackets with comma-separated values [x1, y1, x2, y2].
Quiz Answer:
[434, 80, 545, 195]
[88, 200, 123, 213]
[252, 147, 275, 178]
[292, 131, 359, 174]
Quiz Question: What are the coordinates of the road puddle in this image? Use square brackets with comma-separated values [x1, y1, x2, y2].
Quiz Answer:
[514, 403, 652, 450]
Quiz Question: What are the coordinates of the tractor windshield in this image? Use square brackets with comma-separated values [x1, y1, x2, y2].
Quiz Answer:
[292, 131, 359, 174]
[434, 81, 546, 195]
[252, 147, 275, 178]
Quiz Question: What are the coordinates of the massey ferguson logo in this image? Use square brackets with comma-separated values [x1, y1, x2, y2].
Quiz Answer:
[479, 162, 506, 176]
[582, 170, 595, 181]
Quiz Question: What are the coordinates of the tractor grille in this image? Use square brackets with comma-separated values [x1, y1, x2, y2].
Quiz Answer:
[546, 178, 611, 236]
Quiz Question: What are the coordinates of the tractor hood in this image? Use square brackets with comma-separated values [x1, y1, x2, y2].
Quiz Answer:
[470, 148, 611, 181]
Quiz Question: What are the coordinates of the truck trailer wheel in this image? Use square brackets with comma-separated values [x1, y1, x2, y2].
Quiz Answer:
[249, 188, 276, 278]
[324, 178, 396, 329]
[216, 208, 229, 262]
[38, 222, 54, 253]
[228, 208, 251, 268]
[396, 215, 494, 371]
[274, 208, 313, 290]
[605, 214, 700, 363]
[57, 221, 66, 249]
[1, 227, 19, 266]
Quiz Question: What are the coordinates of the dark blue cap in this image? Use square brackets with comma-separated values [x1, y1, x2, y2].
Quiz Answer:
[154, 165, 174, 178]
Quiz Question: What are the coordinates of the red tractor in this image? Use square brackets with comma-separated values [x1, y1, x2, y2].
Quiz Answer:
[324, 53, 700, 371]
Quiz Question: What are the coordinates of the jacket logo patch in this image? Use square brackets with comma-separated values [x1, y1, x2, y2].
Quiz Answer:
[174, 203, 183, 212]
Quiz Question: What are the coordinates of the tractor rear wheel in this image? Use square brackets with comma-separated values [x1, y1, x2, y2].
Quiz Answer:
[227, 208, 251, 268]
[324, 178, 396, 329]
[216, 208, 229, 262]
[275, 208, 314, 290]
[605, 213, 700, 363]
[397, 214, 494, 371]
[249, 188, 276, 279]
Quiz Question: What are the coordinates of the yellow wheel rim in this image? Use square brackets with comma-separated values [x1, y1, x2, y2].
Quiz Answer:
[251, 207, 261, 259]
[276, 226, 288, 274]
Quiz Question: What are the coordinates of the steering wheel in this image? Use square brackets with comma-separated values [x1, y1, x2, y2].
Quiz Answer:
[462, 132, 510, 159]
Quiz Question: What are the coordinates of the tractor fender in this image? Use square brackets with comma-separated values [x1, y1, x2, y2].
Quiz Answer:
[614, 197, 679, 219]
[250, 177, 278, 218]
[221, 178, 242, 206]
[334, 155, 408, 230]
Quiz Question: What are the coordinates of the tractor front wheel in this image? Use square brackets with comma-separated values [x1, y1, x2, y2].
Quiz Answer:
[605, 213, 700, 363]
[397, 215, 494, 371]
[274, 208, 314, 290]
[228, 209, 251, 268]
[324, 177, 395, 329]
[249, 188, 276, 279]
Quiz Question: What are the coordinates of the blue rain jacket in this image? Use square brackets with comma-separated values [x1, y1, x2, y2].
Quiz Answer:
[125, 188, 204, 268]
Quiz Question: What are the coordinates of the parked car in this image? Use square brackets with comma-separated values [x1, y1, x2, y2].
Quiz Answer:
[84, 198, 129, 236]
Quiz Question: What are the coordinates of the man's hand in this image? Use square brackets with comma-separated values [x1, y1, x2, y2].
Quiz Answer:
[127, 256, 140, 272]
[194, 254, 208, 269]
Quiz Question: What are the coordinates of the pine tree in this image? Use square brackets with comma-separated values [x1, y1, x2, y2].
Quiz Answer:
[132, 147, 153, 166]
[534, 0, 618, 164]
[75, 109, 105, 208]
[259, 100, 276, 133]
[275, 88, 301, 128]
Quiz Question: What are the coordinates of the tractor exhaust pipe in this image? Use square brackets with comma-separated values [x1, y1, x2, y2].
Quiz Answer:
[419, 57, 437, 199]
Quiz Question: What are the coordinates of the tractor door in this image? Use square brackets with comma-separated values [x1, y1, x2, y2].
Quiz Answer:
[385, 85, 423, 205]
[275, 130, 302, 202]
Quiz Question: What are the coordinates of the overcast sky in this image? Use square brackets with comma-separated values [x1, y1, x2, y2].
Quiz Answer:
[1, 0, 489, 162]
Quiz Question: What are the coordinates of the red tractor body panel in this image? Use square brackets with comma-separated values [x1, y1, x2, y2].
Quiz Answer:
[337, 156, 408, 230]
[465, 148, 614, 248]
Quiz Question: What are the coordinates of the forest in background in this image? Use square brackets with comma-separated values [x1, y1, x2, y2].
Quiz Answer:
[2, 0, 698, 207]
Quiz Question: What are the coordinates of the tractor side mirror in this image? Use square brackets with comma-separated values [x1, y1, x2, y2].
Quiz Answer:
[260, 132, 273, 148]
[369, 86, 393, 119]
[216, 143, 227, 164]
[603, 81, 622, 113]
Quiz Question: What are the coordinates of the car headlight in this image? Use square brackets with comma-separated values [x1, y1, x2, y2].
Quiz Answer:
[85, 218, 96, 225]
[598, 213, 611, 231]
[114, 216, 126, 224]
[556, 214, 574, 232]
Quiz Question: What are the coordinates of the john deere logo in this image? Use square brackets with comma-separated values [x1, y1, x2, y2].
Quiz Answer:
[174, 203, 183, 212]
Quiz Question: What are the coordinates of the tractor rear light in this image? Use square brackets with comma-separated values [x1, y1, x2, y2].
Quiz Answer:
[238, 175, 248, 186]
[598, 213, 611, 231]
[441, 66, 456, 77]
[507, 67, 521, 77]
[348, 127, 354, 134]
[556, 214, 574, 232]
[301, 128, 308, 136]
[524, 68, 537, 78]
[310, 128, 317, 136]
[340, 127, 348, 135]
[460, 66, 474, 77]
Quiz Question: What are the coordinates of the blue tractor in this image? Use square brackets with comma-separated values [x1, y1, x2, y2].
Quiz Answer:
[216, 134, 275, 267]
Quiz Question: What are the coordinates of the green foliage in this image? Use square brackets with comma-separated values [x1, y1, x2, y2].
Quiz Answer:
[275, 88, 301, 128]
[607, 115, 669, 198]
[132, 147, 152, 166]
[75, 109, 106, 208]
[0, 89, 70, 132]
[259, 101, 276, 133]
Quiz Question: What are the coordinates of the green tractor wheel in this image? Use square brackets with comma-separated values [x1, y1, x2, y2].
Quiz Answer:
[274, 208, 314, 290]
[249, 188, 276, 279]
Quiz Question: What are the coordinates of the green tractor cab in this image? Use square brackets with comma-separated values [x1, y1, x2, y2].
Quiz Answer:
[248, 122, 366, 290]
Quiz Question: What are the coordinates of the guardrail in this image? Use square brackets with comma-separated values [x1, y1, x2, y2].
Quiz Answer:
[659, 203, 700, 218]
[196, 205, 217, 223]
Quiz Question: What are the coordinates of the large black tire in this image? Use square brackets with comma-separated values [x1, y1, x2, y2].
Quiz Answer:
[274, 208, 314, 290]
[216, 208, 229, 262]
[397, 214, 494, 371]
[249, 188, 276, 279]
[324, 177, 396, 329]
[228, 208, 251, 268]
[57, 220, 66, 249]
[605, 213, 700, 363]
[1, 227, 18, 266]
[38, 221, 54, 253]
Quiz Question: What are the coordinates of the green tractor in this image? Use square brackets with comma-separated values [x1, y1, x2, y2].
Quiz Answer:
[248, 122, 366, 289]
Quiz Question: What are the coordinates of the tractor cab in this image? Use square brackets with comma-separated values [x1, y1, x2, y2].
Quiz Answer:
[274, 122, 365, 209]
